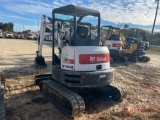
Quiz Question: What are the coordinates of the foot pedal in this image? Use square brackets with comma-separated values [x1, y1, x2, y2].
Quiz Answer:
[35, 56, 47, 68]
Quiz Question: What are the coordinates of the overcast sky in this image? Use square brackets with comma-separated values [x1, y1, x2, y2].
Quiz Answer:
[0, 0, 160, 32]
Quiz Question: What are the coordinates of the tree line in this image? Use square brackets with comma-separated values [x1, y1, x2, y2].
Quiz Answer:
[0, 22, 14, 31]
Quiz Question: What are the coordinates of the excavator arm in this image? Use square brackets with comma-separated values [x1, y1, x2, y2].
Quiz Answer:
[35, 15, 64, 68]
[35, 15, 48, 68]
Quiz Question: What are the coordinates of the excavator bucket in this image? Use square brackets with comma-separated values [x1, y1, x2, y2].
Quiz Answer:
[35, 56, 47, 68]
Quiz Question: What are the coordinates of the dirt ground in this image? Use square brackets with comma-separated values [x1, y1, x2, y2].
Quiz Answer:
[0, 39, 160, 120]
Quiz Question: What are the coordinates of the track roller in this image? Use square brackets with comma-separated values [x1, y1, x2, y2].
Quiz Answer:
[35, 56, 47, 69]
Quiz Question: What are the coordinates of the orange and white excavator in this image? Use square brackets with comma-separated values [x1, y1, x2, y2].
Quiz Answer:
[34, 5, 127, 116]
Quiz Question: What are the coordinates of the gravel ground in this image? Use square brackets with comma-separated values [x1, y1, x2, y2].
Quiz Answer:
[0, 39, 160, 120]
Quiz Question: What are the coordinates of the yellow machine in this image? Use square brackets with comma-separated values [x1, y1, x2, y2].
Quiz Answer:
[121, 28, 150, 62]
[101, 26, 150, 62]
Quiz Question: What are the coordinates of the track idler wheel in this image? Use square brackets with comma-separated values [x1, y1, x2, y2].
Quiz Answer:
[35, 56, 47, 68]
[139, 56, 150, 62]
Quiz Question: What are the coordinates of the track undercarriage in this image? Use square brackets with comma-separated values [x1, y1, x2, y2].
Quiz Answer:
[35, 74, 127, 116]
[121, 55, 150, 63]
[110, 51, 150, 63]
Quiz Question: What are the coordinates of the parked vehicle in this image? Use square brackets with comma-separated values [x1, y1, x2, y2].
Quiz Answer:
[16, 33, 24, 39]
[0, 30, 3, 38]
[27, 34, 36, 40]
[44, 34, 52, 41]
[5, 32, 13, 38]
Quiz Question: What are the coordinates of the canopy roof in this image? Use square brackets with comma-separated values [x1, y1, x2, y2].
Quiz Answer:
[52, 5, 100, 17]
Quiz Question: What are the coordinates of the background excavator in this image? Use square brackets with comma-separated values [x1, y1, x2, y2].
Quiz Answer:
[100, 26, 127, 63]
[34, 5, 127, 116]
[101, 26, 150, 63]
[122, 28, 150, 62]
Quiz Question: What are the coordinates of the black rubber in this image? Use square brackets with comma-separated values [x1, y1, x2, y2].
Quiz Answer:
[98, 82, 127, 101]
[0, 89, 5, 120]
[35, 74, 127, 116]
[119, 56, 128, 63]
[39, 80, 85, 116]
[139, 56, 150, 62]
[127, 56, 139, 63]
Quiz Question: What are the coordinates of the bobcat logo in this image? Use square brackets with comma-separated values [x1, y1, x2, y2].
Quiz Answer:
[90, 56, 95, 63]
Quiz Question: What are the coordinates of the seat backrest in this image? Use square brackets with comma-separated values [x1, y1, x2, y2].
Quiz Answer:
[77, 26, 89, 38]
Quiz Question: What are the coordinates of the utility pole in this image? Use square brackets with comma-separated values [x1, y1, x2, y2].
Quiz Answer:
[150, 0, 159, 47]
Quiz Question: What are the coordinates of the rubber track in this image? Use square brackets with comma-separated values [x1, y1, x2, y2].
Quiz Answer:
[0, 89, 5, 120]
[109, 82, 127, 101]
[139, 56, 150, 62]
[40, 80, 85, 116]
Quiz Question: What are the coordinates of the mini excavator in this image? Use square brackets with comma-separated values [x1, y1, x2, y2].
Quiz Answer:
[101, 26, 150, 63]
[123, 28, 150, 62]
[35, 5, 127, 116]
[100, 26, 127, 63]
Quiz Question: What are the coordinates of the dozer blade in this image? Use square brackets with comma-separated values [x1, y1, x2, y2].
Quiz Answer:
[35, 74, 52, 85]
[35, 56, 47, 69]
[39, 80, 85, 116]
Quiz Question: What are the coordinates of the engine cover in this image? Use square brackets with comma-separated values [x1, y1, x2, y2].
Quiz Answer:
[61, 46, 110, 71]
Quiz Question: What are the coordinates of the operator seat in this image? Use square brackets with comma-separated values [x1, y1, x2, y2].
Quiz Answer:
[74, 26, 89, 46]
[109, 34, 120, 41]
[77, 26, 89, 39]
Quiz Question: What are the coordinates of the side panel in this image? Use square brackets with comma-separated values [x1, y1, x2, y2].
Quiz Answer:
[74, 46, 110, 71]
[105, 40, 123, 50]
[61, 46, 75, 70]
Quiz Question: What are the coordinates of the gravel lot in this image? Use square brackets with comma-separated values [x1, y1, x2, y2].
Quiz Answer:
[0, 38, 160, 120]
